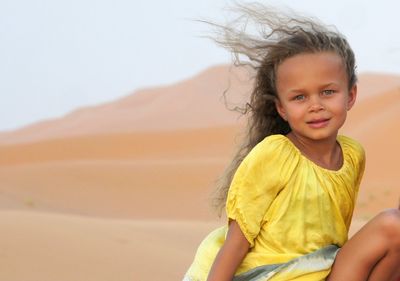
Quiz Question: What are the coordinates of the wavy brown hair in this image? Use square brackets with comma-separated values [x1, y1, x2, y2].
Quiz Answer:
[205, 3, 357, 214]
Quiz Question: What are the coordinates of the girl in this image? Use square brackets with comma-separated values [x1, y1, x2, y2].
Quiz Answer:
[184, 3, 400, 281]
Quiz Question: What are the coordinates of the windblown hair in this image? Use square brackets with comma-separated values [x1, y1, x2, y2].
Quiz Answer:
[207, 3, 358, 214]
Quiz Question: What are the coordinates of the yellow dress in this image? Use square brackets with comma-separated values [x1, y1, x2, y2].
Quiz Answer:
[184, 134, 365, 281]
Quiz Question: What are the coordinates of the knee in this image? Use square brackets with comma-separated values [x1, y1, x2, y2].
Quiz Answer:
[374, 208, 400, 247]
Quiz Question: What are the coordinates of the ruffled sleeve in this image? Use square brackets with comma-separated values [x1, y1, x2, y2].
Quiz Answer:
[226, 135, 292, 247]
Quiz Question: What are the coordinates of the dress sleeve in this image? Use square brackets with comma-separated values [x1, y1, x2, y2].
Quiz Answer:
[226, 136, 287, 247]
[354, 143, 366, 192]
[343, 136, 366, 191]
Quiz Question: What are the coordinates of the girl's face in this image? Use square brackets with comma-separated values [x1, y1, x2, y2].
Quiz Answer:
[274, 51, 357, 143]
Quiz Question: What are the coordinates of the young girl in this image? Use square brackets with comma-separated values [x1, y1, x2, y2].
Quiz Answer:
[183, 3, 400, 281]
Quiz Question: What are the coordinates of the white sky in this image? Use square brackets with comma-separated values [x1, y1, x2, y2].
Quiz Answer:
[1, 0, 400, 131]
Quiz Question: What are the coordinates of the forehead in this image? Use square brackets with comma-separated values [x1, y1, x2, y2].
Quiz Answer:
[276, 52, 347, 92]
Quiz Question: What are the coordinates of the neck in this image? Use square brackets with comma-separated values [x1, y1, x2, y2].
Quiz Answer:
[287, 132, 343, 170]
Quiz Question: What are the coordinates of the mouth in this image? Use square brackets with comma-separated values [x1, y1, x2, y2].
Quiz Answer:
[306, 118, 330, 128]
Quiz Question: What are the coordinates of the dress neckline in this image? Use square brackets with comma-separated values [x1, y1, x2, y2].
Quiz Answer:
[278, 134, 348, 175]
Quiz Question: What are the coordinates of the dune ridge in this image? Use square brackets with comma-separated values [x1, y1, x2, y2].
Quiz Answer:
[0, 65, 399, 280]
[0, 65, 250, 145]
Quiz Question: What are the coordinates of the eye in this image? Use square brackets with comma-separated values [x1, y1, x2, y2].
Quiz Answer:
[293, 94, 305, 101]
[322, 90, 335, 96]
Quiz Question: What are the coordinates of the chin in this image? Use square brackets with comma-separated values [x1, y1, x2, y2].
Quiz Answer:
[297, 130, 339, 141]
[311, 132, 339, 141]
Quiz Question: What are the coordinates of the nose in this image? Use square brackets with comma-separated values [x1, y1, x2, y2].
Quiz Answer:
[309, 96, 324, 112]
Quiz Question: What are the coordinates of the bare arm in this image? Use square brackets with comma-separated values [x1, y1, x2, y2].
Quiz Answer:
[206, 220, 250, 281]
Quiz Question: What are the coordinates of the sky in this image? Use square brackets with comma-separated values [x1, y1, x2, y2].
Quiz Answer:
[1, 0, 400, 132]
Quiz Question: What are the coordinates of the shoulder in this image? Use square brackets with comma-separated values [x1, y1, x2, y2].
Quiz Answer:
[338, 135, 365, 160]
[242, 134, 300, 176]
[338, 135, 366, 169]
[230, 134, 293, 188]
[246, 134, 294, 160]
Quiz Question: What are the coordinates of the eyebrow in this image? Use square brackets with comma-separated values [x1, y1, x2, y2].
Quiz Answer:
[320, 82, 339, 88]
[286, 82, 340, 93]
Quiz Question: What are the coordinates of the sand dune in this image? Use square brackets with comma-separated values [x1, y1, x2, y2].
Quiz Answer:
[342, 87, 400, 218]
[0, 210, 367, 281]
[0, 158, 224, 220]
[0, 65, 399, 280]
[1, 87, 398, 221]
[3, 68, 399, 146]
[356, 72, 400, 100]
[0, 210, 222, 281]
[0, 65, 249, 145]
[0, 126, 237, 165]
[0, 127, 238, 220]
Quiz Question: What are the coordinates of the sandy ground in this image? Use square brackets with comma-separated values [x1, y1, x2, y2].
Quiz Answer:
[0, 210, 222, 281]
[0, 210, 367, 281]
[0, 66, 399, 280]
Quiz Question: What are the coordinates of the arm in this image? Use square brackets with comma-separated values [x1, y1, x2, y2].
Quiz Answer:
[206, 220, 250, 281]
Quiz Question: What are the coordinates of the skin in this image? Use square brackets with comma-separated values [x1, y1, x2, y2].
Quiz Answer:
[206, 220, 250, 281]
[206, 51, 400, 281]
[275, 51, 357, 170]
[276, 52, 400, 280]
[327, 208, 400, 281]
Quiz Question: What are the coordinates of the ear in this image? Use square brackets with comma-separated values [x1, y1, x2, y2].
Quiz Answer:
[275, 98, 287, 121]
[346, 84, 357, 111]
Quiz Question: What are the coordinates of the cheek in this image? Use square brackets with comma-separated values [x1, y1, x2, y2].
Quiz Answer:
[331, 99, 349, 114]
[285, 104, 305, 119]
[330, 100, 349, 124]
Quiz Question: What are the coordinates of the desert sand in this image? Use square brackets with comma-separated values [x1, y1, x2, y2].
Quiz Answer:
[0, 65, 399, 280]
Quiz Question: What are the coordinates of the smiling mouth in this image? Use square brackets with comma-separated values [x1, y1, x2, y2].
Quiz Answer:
[307, 118, 330, 128]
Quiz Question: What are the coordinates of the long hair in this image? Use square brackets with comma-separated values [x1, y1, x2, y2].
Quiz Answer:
[205, 3, 357, 214]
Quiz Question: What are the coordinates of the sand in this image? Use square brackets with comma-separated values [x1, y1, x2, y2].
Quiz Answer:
[0, 65, 399, 280]
[0, 210, 222, 280]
